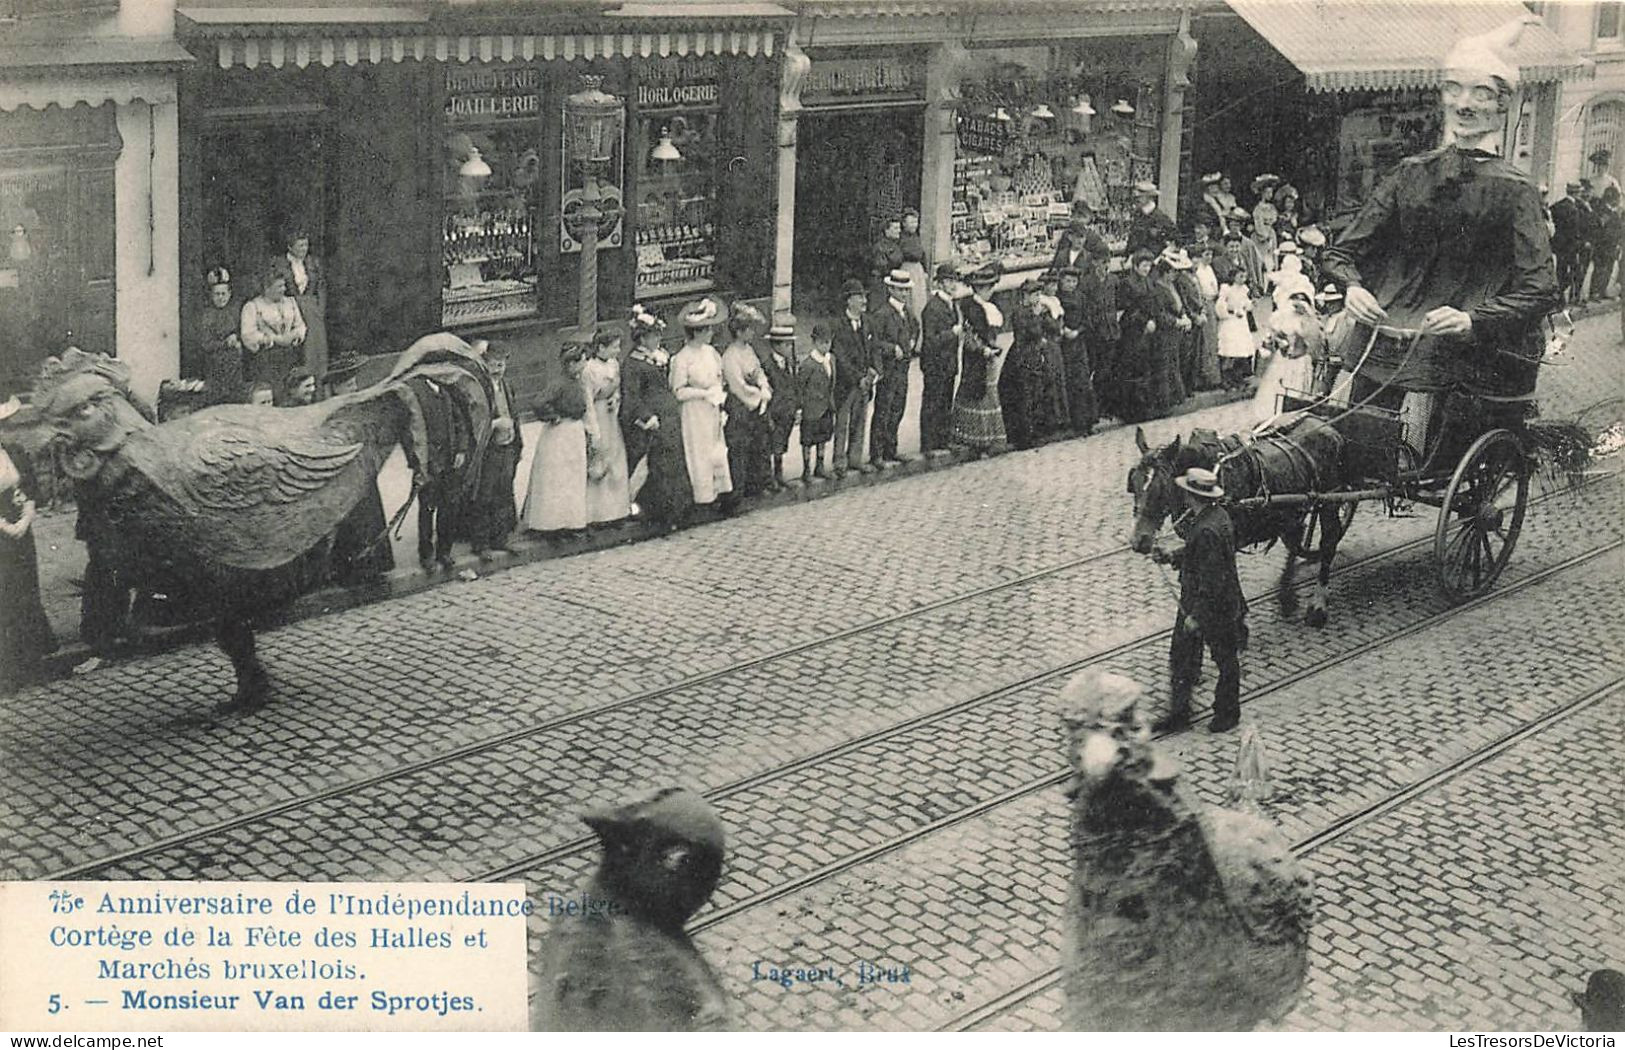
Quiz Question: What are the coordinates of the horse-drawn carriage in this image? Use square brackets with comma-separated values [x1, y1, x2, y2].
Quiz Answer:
[1129, 320, 1593, 619]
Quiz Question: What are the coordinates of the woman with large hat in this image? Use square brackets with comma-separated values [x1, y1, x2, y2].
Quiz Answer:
[668, 298, 733, 507]
[619, 305, 694, 529]
[949, 264, 1009, 456]
[521, 342, 592, 535]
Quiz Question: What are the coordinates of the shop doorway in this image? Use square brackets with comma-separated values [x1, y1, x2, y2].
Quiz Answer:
[792, 108, 922, 315]
[197, 120, 325, 295]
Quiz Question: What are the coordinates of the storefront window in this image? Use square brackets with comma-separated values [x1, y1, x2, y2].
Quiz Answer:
[632, 57, 720, 299]
[442, 64, 543, 327]
[949, 40, 1165, 272]
[1335, 90, 1439, 212]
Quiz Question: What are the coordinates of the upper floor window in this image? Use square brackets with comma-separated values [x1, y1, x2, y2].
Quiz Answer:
[1, 0, 120, 18]
[1600, 1, 1624, 42]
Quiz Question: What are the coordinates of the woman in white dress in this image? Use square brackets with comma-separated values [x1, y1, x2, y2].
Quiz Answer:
[521, 342, 591, 533]
[1215, 278, 1255, 390]
[669, 298, 733, 505]
[1251, 293, 1321, 425]
[582, 328, 630, 524]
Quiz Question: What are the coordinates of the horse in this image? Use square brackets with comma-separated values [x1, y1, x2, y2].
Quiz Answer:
[1127, 416, 1351, 627]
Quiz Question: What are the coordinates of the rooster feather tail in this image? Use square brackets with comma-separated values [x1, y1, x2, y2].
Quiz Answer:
[1524, 419, 1598, 485]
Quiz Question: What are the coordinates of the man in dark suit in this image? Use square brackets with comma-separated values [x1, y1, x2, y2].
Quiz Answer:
[1126, 181, 1179, 258]
[829, 278, 877, 478]
[1550, 182, 1583, 303]
[1574, 180, 1599, 303]
[918, 263, 964, 456]
[1151, 467, 1246, 734]
[465, 339, 523, 559]
[867, 268, 919, 467]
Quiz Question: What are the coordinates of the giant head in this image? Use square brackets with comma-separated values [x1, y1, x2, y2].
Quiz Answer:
[1439, 16, 1535, 151]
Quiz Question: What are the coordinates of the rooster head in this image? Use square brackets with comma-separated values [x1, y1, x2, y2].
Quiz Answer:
[26, 348, 153, 479]
[582, 787, 725, 930]
[1058, 669, 1180, 801]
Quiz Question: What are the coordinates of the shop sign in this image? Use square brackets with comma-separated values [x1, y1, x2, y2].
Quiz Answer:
[802, 56, 926, 108]
[636, 56, 721, 109]
[956, 114, 1010, 157]
[445, 65, 542, 123]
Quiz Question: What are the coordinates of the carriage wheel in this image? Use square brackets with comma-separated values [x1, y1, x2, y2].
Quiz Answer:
[1288, 501, 1357, 560]
[1434, 429, 1530, 603]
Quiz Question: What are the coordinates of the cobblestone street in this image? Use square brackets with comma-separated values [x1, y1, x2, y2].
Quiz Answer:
[2, 312, 1621, 1031]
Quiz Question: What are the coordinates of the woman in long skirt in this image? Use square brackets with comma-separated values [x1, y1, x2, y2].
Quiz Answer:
[582, 329, 630, 525]
[1113, 251, 1162, 424]
[0, 434, 56, 693]
[951, 272, 1009, 455]
[1151, 256, 1190, 410]
[521, 343, 590, 534]
[669, 298, 733, 506]
[620, 305, 695, 527]
[1191, 244, 1224, 391]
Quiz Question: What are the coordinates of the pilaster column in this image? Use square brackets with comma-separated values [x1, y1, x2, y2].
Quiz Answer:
[921, 42, 968, 269]
[1159, 11, 1197, 220]
[772, 33, 811, 324]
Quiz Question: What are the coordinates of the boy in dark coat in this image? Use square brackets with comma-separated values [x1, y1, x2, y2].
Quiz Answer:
[797, 324, 837, 482]
[1151, 467, 1247, 734]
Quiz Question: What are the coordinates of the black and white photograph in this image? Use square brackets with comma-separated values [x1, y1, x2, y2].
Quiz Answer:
[1, 0, 1623, 1037]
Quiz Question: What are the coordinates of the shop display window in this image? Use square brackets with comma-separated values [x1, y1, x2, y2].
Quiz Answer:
[949, 41, 1165, 273]
[632, 109, 718, 299]
[442, 65, 543, 327]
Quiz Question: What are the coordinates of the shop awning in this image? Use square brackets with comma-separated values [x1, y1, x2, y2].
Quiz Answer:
[1226, 0, 1588, 93]
[178, 3, 791, 70]
[0, 13, 192, 112]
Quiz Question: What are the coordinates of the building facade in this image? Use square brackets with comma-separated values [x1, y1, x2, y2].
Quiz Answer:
[0, 0, 188, 400]
[1543, 1, 1625, 194]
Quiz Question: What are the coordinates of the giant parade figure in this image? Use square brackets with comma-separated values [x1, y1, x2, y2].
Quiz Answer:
[2, 335, 500, 713]
[1320, 15, 1563, 472]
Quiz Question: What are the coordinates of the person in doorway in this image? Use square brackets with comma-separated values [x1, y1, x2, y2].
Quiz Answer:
[760, 323, 800, 491]
[797, 323, 838, 482]
[521, 342, 592, 536]
[868, 269, 918, 468]
[619, 305, 693, 530]
[830, 278, 878, 478]
[1321, 16, 1561, 474]
[1150, 466, 1247, 734]
[1126, 181, 1178, 257]
[669, 298, 733, 507]
[465, 339, 523, 560]
[898, 209, 929, 319]
[720, 301, 773, 500]
[870, 215, 905, 299]
[582, 327, 630, 525]
[919, 263, 965, 455]
[949, 264, 1008, 457]
[271, 228, 328, 378]
[239, 270, 305, 388]
[198, 267, 247, 404]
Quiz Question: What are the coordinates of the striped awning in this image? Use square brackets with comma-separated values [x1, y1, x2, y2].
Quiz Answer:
[1227, 0, 1588, 94]
[178, 5, 787, 70]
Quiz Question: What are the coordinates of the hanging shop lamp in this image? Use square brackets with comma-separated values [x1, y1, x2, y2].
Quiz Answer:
[459, 147, 493, 178]
[1111, 99, 1136, 117]
[651, 128, 683, 162]
[1072, 95, 1097, 117]
[993, 106, 1013, 122]
[1031, 102, 1056, 119]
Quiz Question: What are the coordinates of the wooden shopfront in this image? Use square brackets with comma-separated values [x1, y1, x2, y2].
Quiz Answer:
[177, 8, 786, 397]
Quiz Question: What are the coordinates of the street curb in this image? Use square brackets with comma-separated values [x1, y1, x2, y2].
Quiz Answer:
[37, 383, 1253, 677]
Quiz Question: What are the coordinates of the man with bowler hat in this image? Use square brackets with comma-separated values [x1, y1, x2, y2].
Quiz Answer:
[918, 263, 965, 456]
[1152, 467, 1246, 734]
[868, 268, 919, 467]
[830, 278, 878, 477]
